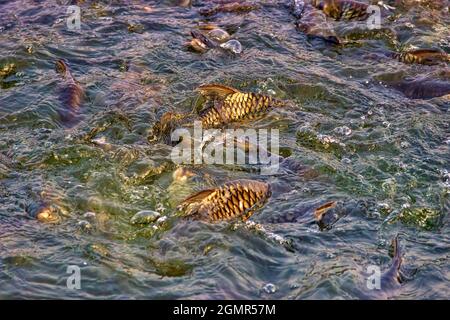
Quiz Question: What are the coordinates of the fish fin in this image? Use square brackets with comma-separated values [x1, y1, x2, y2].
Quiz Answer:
[181, 189, 214, 205]
[197, 84, 240, 98]
[55, 59, 67, 74]
[314, 201, 337, 221]
[178, 189, 215, 217]
[390, 234, 403, 278]
[191, 30, 217, 48]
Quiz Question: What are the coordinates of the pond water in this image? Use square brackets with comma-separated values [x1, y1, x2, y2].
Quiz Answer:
[0, 0, 449, 299]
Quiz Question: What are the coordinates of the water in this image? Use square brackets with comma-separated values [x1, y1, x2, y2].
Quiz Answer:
[0, 0, 449, 299]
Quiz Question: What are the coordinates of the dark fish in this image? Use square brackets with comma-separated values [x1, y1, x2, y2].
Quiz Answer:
[263, 198, 367, 230]
[55, 59, 84, 126]
[365, 235, 408, 299]
[312, 0, 370, 21]
[393, 77, 450, 99]
[190, 30, 218, 50]
[392, 49, 450, 65]
[292, 0, 341, 44]
[177, 179, 271, 222]
[199, 1, 258, 16]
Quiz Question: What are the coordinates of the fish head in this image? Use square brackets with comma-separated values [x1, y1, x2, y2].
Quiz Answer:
[27, 202, 61, 224]
[55, 59, 68, 75]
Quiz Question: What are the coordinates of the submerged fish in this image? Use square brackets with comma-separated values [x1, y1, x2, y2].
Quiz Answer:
[393, 76, 450, 99]
[312, 0, 370, 21]
[55, 59, 84, 126]
[177, 179, 271, 222]
[291, 0, 341, 44]
[392, 49, 450, 65]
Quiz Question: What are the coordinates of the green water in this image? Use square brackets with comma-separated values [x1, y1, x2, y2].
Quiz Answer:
[0, 0, 449, 299]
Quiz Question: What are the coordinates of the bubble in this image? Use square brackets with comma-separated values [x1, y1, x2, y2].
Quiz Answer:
[208, 28, 230, 42]
[334, 126, 352, 136]
[400, 141, 410, 148]
[341, 157, 351, 164]
[267, 89, 276, 96]
[263, 283, 277, 294]
[130, 210, 161, 225]
[83, 212, 96, 220]
[77, 220, 92, 232]
[220, 40, 242, 54]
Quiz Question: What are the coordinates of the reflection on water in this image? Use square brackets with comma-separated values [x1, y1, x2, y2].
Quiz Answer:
[0, 0, 449, 299]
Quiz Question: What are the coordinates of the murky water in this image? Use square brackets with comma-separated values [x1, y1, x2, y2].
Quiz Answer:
[0, 0, 449, 299]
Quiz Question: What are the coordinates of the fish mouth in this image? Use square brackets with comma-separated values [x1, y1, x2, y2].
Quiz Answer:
[55, 59, 68, 74]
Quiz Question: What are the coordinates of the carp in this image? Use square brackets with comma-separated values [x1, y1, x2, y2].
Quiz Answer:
[311, 0, 370, 21]
[291, 0, 341, 44]
[55, 59, 84, 126]
[148, 84, 285, 143]
[392, 49, 450, 65]
[177, 179, 271, 222]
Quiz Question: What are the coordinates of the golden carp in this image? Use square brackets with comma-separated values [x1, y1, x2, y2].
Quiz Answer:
[292, 0, 341, 44]
[393, 49, 450, 65]
[177, 179, 271, 222]
[148, 84, 285, 143]
[312, 0, 370, 21]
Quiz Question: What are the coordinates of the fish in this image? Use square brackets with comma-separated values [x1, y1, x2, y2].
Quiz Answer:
[312, 0, 370, 21]
[292, 0, 341, 44]
[392, 49, 450, 65]
[55, 59, 84, 126]
[393, 76, 450, 99]
[177, 179, 271, 222]
[188, 30, 219, 52]
[196, 84, 285, 128]
[365, 235, 408, 299]
[148, 84, 285, 143]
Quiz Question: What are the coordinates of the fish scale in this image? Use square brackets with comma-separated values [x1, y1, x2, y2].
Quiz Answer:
[178, 179, 271, 222]
[199, 91, 281, 127]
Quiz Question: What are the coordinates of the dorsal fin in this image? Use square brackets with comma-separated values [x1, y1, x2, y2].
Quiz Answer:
[197, 84, 240, 98]
[314, 201, 337, 221]
[178, 189, 215, 217]
[180, 189, 214, 205]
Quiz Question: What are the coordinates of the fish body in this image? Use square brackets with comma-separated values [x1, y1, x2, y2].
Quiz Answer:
[312, 0, 370, 21]
[148, 84, 285, 143]
[292, 0, 341, 44]
[365, 235, 406, 299]
[394, 77, 450, 99]
[177, 179, 271, 222]
[197, 84, 285, 128]
[393, 49, 450, 65]
[55, 59, 84, 126]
